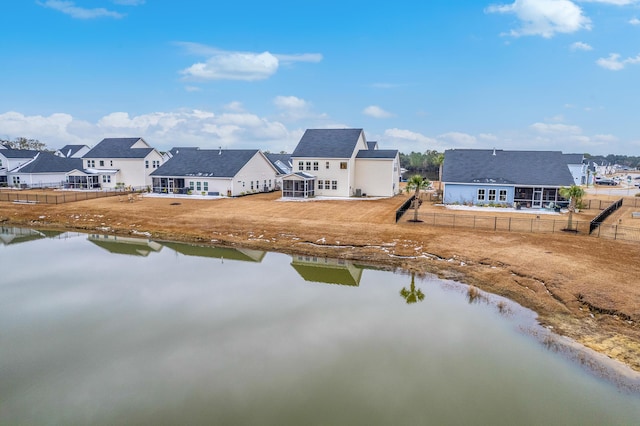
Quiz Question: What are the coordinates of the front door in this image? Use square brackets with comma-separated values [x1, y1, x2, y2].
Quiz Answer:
[532, 188, 542, 208]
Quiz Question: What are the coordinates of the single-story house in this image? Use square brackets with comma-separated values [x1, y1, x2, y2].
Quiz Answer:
[441, 149, 575, 208]
[283, 128, 400, 198]
[8, 151, 87, 188]
[150, 148, 279, 196]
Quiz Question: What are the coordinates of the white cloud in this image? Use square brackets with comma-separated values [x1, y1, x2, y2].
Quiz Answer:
[273, 96, 328, 122]
[224, 101, 245, 112]
[530, 122, 583, 134]
[570, 41, 593, 51]
[178, 44, 322, 82]
[629, 17, 640, 25]
[363, 105, 393, 119]
[437, 132, 478, 146]
[486, 0, 591, 38]
[0, 109, 300, 153]
[479, 133, 499, 141]
[37, 1, 124, 19]
[596, 53, 640, 70]
[184, 86, 201, 92]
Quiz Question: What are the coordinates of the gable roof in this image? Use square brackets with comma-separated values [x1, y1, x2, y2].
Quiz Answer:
[12, 152, 84, 173]
[150, 149, 264, 178]
[265, 153, 292, 174]
[58, 144, 88, 158]
[84, 138, 153, 159]
[366, 141, 379, 150]
[442, 149, 575, 186]
[563, 153, 584, 165]
[292, 128, 364, 158]
[0, 149, 40, 159]
[356, 149, 398, 159]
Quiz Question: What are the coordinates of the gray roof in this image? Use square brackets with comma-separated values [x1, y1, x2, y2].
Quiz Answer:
[366, 141, 378, 150]
[58, 145, 87, 158]
[563, 153, 585, 164]
[265, 153, 292, 174]
[150, 149, 262, 178]
[0, 149, 40, 159]
[13, 152, 84, 173]
[356, 149, 398, 159]
[292, 129, 364, 158]
[442, 149, 575, 186]
[84, 138, 153, 159]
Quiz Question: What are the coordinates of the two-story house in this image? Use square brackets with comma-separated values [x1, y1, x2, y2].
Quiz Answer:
[283, 129, 400, 198]
[82, 137, 164, 189]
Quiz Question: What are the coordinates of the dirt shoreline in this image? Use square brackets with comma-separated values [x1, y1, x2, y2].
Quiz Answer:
[2, 191, 639, 374]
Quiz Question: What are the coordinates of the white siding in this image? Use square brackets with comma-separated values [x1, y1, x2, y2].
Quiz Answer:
[354, 155, 400, 197]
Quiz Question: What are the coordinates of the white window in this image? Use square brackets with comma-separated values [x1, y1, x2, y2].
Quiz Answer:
[477, 189, 485, 201]
[325, 180, 330, 189]
[306, 161, 311, 171]
[145, 160, 149, 169]
[102, 175, 111, 183]
[340, 162, 347, 170]
[331, 180, 337, 190]
[488, 189, 496, 201]
[499, 190, 507, 202]
[325, 161, 330, 169]
[313, 161, 318, 171]
[197, 182, 202, 191]
[189, 181, 194, 190]
[203, 182, 208, 191]
[99, 160, 104, 166]
[318, 181, 324, 189]
[298, 161, 304, 171]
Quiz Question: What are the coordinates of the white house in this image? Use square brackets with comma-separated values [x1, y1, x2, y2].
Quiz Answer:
[283, 128, 400, 198]
[8, 152, 86, 188]
[0, 149, 40, 186]
[150, 148, 279, 196]
[563, 153, 587, 186]
[82, 137, 164, 189]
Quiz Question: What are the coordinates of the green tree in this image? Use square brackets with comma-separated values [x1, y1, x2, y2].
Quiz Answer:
[1, 137, 49, 151]
[400, 272, 425, 304]
[405, 174, 430, 222]
[559, 185, 585, 231]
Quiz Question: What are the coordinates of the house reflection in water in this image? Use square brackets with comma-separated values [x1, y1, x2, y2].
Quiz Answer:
[0, 227, 65, 246]
[87, 234, 163, 257]
[290, 255, 364, 286]
[161, 241, 266, 263]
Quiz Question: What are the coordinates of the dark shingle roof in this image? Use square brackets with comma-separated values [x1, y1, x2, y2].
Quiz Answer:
[150, 149, 262, 178]
[84, 138, 153, 158]
[366, 141, 378, 150]
[58, 145, 87, 157]
[563, 153, 584, 164]
[265, 153, 292, 174]
[292, 129, 363, 158]
[356, 149, 398, 159]
[442, 149, 575, 186]
[0, 149, 40, 159]
[13, 152, 83, 173]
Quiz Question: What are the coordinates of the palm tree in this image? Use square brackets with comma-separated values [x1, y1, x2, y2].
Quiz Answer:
[405, 174, 430, 222]
[400, 272, 425, 304]
[559, 185, 585, 231]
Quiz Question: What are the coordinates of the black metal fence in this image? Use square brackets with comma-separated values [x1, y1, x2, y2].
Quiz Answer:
[396, 196, 415, 222]
[403, 212, 590, 234]
[589, 198, 623, 233]
[0, 187, 144, 205]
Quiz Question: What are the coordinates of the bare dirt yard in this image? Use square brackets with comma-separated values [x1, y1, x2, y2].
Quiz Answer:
[2, 188, 640, 373]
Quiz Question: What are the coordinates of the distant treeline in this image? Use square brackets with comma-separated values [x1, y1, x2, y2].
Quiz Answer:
[585, 154, 640, 169]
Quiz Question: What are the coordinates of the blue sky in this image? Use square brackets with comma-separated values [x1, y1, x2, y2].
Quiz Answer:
[1, 0, 640, 155]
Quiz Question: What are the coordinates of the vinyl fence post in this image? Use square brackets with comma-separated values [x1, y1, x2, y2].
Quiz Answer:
[494, 216, 497, 231]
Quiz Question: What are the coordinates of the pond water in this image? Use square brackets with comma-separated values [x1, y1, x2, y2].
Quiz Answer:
[1, 228, 639, 425]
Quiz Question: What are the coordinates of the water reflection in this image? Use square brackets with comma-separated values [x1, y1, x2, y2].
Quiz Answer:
[2, 228, 640, 426]
[0, 226, 66, 245]
[290, 255, 363, 286]
[88, 234, 163, 257]
[161, 241, 266, 262]
[399, 272, 425, 304]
